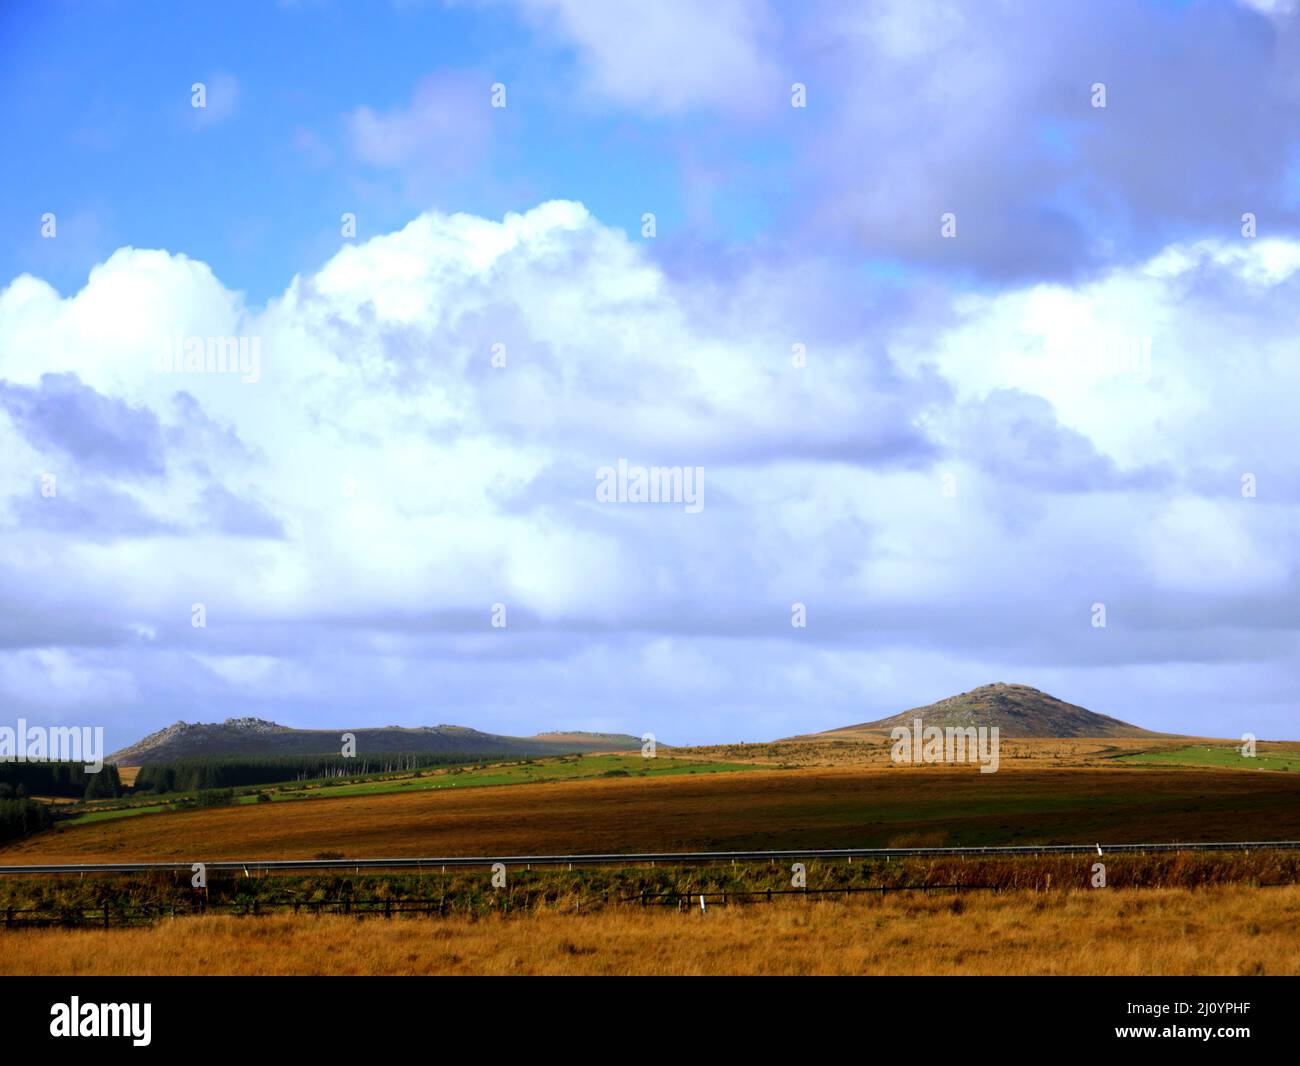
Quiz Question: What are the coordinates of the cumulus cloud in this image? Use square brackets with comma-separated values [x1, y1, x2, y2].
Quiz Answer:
[507, 0, 1300, 278]
[512, 0, 782, 114]
[792, 0, 1300, 278]
[0, 374, 165, 477]
[1, 202, 1297, 745]
[347, 71, 493, 175]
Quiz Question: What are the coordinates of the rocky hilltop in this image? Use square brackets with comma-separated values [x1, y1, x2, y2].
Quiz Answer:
[108, 717, 642, 764]
[806, 683, 1159, 739]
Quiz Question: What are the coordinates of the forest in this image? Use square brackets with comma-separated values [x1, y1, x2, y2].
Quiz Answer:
[133, 751, 502, 794]
[0, 761, 123, 800]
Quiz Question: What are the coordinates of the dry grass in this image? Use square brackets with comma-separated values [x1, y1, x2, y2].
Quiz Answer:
[3, 884, 1295, 975]
[682, 735, 1300, 770]
[5, 764, 1300, 865]
[2, 850, 1294, 922]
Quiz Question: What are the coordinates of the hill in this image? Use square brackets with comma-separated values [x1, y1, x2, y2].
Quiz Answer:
[802, 683, 1159, 739]
[108, 717, 641, 765]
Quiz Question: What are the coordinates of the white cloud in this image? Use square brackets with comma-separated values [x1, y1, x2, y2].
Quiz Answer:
[513, 0, 781, 114]
[347, 72, 491, 172]
[2, 203, 1298, 744]
[1237, 0, 1298, 15]
[904, 237, 1300, 476]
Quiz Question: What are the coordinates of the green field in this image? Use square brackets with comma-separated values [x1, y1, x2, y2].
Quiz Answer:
[60, 753, 762, 827]
[1116, 745, 1298, 773]
[67, 803, 173, 825]
[240, 753, 761, 801]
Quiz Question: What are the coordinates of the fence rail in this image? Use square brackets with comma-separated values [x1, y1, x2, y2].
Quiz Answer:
[2, 839, 1298, 877]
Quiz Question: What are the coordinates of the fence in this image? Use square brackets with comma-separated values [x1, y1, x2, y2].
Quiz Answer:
[1, 898, 452, 929]
[5, 878, 1298, 929]
[640, 883, 999, 907]
[0, 882, 1007, 929]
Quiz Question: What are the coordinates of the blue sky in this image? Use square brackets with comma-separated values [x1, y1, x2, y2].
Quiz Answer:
[2, 0, 1300, 750]
[1, 0, 784, 303]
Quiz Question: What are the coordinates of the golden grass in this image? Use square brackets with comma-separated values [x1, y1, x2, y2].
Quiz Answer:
[3, 884, 1295, 975]
[5, 764, 1300, 864]
[681, 735, 1300, 770]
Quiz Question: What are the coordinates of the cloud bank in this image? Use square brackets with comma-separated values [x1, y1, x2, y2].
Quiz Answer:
[2, 197, 1297, 747]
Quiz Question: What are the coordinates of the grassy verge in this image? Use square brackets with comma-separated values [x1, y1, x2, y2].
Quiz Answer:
[1, 849, 1296, 920]
[3, 882, 1299, 975]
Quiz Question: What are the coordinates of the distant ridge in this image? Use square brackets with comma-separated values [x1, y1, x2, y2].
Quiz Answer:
[803, 683, 1159, 739]
[108, 717, 641, 765]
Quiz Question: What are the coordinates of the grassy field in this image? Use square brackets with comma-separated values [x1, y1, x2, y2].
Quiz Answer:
[59, 752, 757, 826]
[687, 734, 1300, 769]
[3, 884, 1295, 975]
[1116, 745, 1299, 773]
[7, 742, 1299, 978]
[5, 763, 1300, 865]
[242, 752, 760, 799]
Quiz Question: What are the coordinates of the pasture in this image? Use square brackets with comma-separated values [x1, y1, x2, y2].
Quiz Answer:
[4, 762, 1300, 865]
[1116, 744, 1299, 773]
[59, 752, 757, 827]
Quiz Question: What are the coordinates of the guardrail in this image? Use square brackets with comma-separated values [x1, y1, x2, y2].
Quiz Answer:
[1, 840, 1298, 875]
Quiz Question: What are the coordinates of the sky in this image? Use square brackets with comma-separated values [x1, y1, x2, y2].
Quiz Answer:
[1, 0, 1299, 750]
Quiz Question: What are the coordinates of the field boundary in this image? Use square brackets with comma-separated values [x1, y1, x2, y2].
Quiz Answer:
[0, 884, 996, 928]
[3, 839, 1299, 875]
[7, 879, 1300, 930]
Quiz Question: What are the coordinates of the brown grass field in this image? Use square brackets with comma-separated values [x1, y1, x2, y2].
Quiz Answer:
[678, 734, 1300, 768]
[3, 884, 1296, 976]
[4, 739, 1299, 977]
[4, 761, 1300, 865]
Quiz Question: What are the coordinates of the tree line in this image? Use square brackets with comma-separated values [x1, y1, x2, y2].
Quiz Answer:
[0, 762, 123, 800]
[133, 752, 503, 794]
[0, 797, 53, 845]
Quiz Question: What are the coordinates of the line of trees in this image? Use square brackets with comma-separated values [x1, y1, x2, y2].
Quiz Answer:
[133, 752, 502, 794]
[0, 762, 122, 800]
[0, 797, 53, 844]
